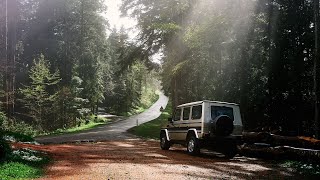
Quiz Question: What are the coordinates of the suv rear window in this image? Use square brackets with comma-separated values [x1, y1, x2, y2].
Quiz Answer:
[211, 106, 234, 120]
[174, 108, 182, 121]
[191, 105, 202, 119]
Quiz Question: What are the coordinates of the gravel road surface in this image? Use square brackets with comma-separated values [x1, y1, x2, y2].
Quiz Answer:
[13, 140, 301, 180]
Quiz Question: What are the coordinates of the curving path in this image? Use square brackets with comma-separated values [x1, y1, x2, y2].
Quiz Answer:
[36, 92, 169, 144]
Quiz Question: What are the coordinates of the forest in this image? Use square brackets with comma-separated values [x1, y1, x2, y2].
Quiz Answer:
[1, 0, 320, 139]
[122, 0, 320, 138]
[0, 0, 159, 133]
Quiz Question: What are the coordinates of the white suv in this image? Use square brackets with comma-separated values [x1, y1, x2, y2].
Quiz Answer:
[160, 101, 243, 158]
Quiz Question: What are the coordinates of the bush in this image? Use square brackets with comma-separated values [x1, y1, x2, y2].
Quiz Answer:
[2, 131, 34, 142]
[1, 118, 37, 137]
[0, 137, 12, 162]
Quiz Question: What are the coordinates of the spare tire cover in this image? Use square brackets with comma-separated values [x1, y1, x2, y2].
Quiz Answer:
[213, 115, 234, 136]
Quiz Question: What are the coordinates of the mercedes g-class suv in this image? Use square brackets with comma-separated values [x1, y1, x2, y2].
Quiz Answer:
[160, 101, 243, 158]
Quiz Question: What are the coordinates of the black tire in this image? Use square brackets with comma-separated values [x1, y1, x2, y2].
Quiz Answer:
[160, 132, 171, 150]
[186, 135, 200, 155]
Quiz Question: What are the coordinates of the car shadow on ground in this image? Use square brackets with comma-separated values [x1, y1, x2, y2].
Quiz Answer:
[15, 139, 307, 179]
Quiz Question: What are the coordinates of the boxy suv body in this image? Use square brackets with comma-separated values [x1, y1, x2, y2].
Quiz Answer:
[160, 101, 243, 158]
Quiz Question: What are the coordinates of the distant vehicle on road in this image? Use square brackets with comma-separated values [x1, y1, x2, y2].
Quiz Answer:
[160, 100, 243, 158]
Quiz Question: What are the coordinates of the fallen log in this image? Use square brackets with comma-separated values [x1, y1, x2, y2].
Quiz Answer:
[242, 132, 320, 150]
[240, 144, 320, 163]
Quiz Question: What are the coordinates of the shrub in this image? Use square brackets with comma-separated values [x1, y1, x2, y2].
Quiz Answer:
[3, 132, 34, 142]
[0, 136, 12, 162]
[1, 118, 37, 137]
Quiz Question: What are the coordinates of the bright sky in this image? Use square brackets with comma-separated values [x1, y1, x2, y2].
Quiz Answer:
[104, 0, 138, 40]
[104, 0, 162, 63]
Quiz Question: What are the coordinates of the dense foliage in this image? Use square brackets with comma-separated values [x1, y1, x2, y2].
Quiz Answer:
[0, 131, 49, 180]
[0, 0, 159, 132]
[122, 0, 320, 136]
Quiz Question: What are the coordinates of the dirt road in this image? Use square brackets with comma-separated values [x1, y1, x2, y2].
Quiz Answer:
[15, 139, 299, 180]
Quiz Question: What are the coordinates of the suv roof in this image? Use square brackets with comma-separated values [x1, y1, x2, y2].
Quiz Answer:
[177, 100, 239, 107]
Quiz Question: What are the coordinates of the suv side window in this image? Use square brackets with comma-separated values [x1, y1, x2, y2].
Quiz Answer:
[183, 107, 191, 120]
[191, 105, 202, 120]
[174, 108, 182, 121]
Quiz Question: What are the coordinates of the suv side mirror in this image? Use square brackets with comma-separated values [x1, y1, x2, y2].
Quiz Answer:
[168, 117, 173, 123]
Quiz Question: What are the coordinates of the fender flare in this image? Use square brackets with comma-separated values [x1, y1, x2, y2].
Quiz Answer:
[161, 129, 170, 141]
[187, 128, 199, 139]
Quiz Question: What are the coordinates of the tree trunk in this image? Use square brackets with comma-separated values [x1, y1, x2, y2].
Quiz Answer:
[314, 0, 320, 139]
[0, 0, 17, 117]
[0, 0, 7, 100]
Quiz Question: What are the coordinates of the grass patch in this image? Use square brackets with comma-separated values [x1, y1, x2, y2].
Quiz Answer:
[53, 121, 107, 134]
[0, 150, 50, 180]
[0, 162, 42, 180]
[128, 102, 171, 139]
[39, 118, 110, 137]
[0, 131, 50, 180]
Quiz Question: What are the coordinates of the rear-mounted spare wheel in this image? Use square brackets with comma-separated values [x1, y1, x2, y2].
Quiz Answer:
[214, 115, 234, 136]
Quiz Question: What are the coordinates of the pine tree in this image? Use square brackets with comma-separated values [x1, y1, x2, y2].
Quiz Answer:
[20, 54, 60, 131]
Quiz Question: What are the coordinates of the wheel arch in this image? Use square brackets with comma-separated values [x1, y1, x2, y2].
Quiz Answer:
[160, 129, 170, 141]
[186, 129, 199, 140]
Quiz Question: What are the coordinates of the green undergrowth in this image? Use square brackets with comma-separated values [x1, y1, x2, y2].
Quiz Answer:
[39, 116, 110, 137]
[121, 90, 160, 117]
[0, 151, 50, 180]
[0, 132, 49, 180]
[128, 102, 172, 139]
[136, 89, 160, 113]
[0, 162, 42, 180]
[280, 160, 320, 177]
[1, 115, 38, 137]
[2, 131, 35, 142]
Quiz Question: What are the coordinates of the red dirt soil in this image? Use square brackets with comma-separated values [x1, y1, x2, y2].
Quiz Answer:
[12, 140, 300, 180]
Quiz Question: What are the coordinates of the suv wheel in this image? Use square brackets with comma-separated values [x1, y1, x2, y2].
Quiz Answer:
[187, 135, 200, 155]
[160, 132, 171, 150]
